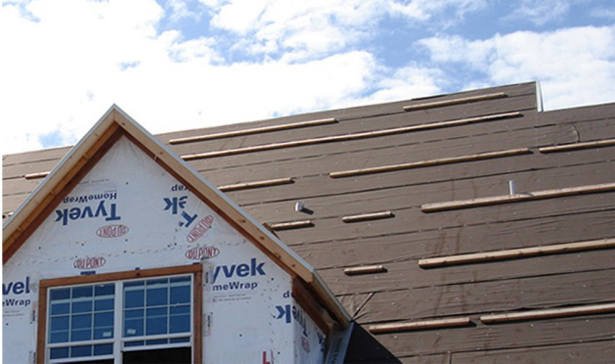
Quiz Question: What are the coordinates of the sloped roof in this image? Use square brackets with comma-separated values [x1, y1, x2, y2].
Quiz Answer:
[2, 105, 350, 328]
[4, 82, 615, 362]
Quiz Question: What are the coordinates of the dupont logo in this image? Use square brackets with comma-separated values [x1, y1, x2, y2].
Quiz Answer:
[185, 246, 220, 261]
[96, 224, 129, 238]
[187, 215, 214, 243]
[74, 256, 107, 269]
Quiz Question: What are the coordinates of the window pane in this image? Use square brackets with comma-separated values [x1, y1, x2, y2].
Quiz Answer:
[71, 345, 93, 358]
[146, 316, 167, 335]
[49, 331, 69, 344]
[147, 307, 168, 318]
[50, 316, 69, 331]
[124, 290, 144, 309]
[146, 339, 168, 346]
[95, 283, 114, 296]
[125, 308, 144, 319]
[50, 347, 69, 359]
[71, 329, 92, 342]
[94, 343, 113, 356]
[170, 305, 190, 315]
[72, 286, 93, 299]
[124, 318, 144, 337]
[170, 286, 190, 305]
[50, 288, 70, 301]
[94, 328, 114, 340]
[146, 287, 167, 306]
[95, 298, 114, 311]
[51, 302, 70, 315]
[71, 313, 92, 330]
[170, 337, 190, 344]
[170, 314, 190, 334]
[72, 300, 93, 313]
[94, 312, 114, 328]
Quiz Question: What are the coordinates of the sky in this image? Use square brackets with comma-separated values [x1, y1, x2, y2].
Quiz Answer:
[1, 0, 615, 155]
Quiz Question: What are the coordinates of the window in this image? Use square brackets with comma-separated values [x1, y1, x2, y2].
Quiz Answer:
[38, 265, 202, 364]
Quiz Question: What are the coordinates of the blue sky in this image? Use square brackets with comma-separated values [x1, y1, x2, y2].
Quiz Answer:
[1, 0, 614, 154]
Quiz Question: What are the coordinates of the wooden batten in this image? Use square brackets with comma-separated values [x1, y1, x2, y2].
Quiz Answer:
[342, 211, 394, 223]
[480, 302, 615, 324]
[343, 265, 387, 276]
[181, 112, 521, 160]
[169, 118, 338, 144]
[368, 317, 472, 334]
[330, 148, 531, 178]
[268, 220, 314, 231]
[24, 171, 50, 180]
[419, 237, 615, 268]
[539, 138, 615, 153]
[422, 182, 615, 212]
[218, 177, 294, 192]
[292, 277, 336, 334]
[403, 92, 507, 111]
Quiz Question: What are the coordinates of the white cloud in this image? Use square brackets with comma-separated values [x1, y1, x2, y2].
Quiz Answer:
[0, 0, 382, 154]
[419, 25, 615, 110]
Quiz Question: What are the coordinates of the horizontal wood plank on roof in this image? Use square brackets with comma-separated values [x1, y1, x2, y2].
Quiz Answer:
[234, 161, 615, 221]
[217, 177, 294, 192]
[290, 210, 615, 269]
[321, 249, 615, 297]
[180, 112, 524, 160]
[373, 314, 615, 357]
[169, 118, 338, 144]
[539, 138, 615, 153]
[422, 182, 615, 212]
[343, 265, 387, 275]
[403, 92, 507, 111]
[271, 194, 615, 247]
[480, 302, 615, 324]
[267, 220, 314, 230]
[451, 339, 615, 364]
[348, 269, 615, 323]
[574, 117, 615, 141]
[418, 237, 615, 268]
[369, 317, 472, 334]
[168, 95, 536, 158]
[202, 146, 614, 209]
[330, 148, 532, 178]
[188, 122, 577, 182]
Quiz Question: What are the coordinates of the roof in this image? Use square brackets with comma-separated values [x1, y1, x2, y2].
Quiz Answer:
[4, 81, 615, 362]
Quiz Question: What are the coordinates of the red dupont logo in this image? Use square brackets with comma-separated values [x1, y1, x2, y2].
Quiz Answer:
[74, 256, 107, 269]
[187, 215, 214, 243]
[96, 225, 129, 238]
[185, 246, 220, 260]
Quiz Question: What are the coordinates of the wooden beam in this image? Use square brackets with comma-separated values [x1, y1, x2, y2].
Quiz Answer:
[403, 92, 507, 111]
[539, 138, 615, 153]
[268, 220, 314, 231]
[342, 211, 394, 223]
[169, 118, 337, 144]
[181, 112, 521, 160]
[218, 177, 294, 192]
[24, 171, 50, 180]
[330, 148, 531, 178]
[292, 277, 335, 334]
[419, 237, 615, 268]
[422, 182, 615, 212]
[343, 265, 387, 276]
[368, 317, 472, 334]
[480, 302, 615, 324]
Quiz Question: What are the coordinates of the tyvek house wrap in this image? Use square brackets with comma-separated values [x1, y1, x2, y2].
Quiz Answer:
[3, 136, 325, 363]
